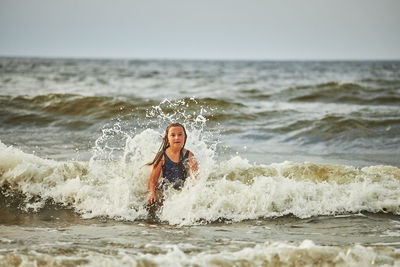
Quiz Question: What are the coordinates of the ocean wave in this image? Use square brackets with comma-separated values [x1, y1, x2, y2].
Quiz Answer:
[0, 94, 157, 120]
[0, 94, 247, 125]
[284, 81, 400, 105]
[1, 125, 399, 226]
[2, 93, 399, 152]
[268, 111, 400, 149]
[161, 157, 400, 225]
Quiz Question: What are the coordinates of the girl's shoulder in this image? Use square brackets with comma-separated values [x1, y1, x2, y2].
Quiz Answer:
[183, 149, 194, 159]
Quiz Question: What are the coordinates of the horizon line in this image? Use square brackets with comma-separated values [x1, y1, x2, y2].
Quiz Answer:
[1, 54, 400, 62]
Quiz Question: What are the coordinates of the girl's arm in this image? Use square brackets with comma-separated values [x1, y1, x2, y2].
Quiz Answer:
[148, 159, 162, 204]
[188, 152, 198, 178]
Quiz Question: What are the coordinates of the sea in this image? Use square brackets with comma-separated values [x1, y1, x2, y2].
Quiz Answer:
[1, 57, 400, 266]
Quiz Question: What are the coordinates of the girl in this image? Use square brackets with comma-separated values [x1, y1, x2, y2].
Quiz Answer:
[147, 123, 198, 205]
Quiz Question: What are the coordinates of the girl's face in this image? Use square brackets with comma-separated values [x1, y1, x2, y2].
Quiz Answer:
[167, 126, 186, 149]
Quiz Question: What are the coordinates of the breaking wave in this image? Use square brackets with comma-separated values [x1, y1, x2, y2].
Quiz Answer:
[1, 124, 399, 226]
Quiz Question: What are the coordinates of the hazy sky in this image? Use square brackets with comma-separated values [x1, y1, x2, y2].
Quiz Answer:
[1, 0, 399, 60]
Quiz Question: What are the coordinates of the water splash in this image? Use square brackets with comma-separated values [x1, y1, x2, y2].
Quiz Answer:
[1, 98, 400, 225]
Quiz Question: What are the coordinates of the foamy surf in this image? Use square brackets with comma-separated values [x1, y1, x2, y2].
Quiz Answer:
[1, 240, 399, 267]
[84, 241, 399, 267]
[160, 157, 400, 225]
[1, 127, 400, 226]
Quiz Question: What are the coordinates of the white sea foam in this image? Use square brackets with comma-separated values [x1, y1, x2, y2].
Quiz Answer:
[160, 157, 400, 225]
[1, 124, 400, 225]
[0, 136, 151, 220]
[2, 241, 399, 267]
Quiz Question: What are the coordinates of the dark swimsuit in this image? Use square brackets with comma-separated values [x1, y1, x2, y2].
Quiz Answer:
[161, 149, 190, 189]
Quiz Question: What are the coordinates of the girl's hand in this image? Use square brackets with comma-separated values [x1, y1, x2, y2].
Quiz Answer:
[148, 160, 162, 205]
[148, 192, 157, 205]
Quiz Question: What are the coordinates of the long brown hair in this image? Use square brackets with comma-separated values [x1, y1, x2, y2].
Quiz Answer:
[147, 123, 188, 170]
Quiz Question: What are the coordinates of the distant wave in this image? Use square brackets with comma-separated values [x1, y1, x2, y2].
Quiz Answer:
[0, 94, 156, 118]
[0, 94, 247, 127]
[284, 81, 400, 105]
[269, 113, 400, 147]
[1, 92, 399, 152]
[234, 80, 400, 105]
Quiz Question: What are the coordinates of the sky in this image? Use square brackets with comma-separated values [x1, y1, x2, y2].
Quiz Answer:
[0, 0, 399, 60]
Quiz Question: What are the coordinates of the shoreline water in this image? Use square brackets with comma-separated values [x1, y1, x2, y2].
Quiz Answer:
[1, 207, 400, 266]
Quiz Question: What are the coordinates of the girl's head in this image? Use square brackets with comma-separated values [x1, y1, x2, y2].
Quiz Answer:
[148, 123, 188, 167]
[164, 123, 187, 150]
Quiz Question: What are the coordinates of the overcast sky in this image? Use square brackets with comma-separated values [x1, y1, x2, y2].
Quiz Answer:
[1, 0, 399, 60]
